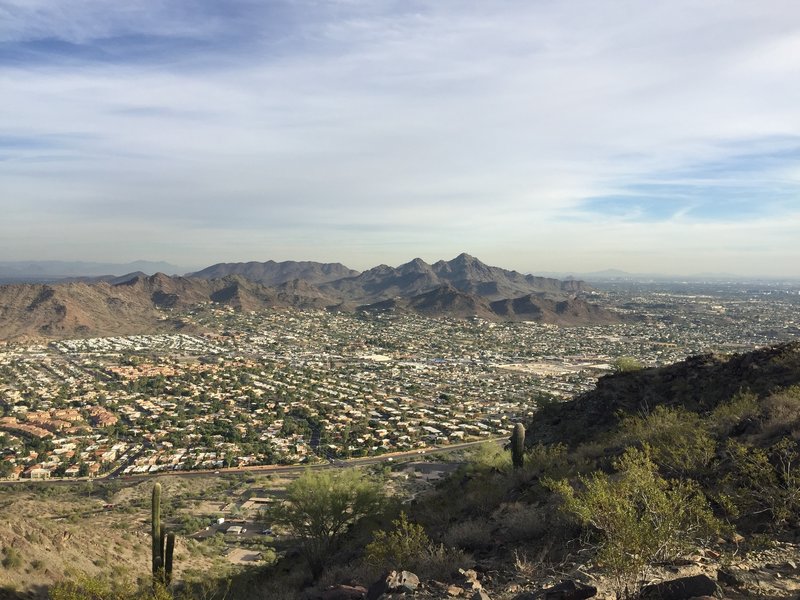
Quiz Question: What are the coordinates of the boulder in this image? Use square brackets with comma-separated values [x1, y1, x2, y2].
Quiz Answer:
[640, 575, 719, 600]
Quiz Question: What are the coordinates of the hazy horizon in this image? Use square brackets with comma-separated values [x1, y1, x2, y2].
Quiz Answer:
[3, 1, 800, 276]
[2, 255, 800, 281]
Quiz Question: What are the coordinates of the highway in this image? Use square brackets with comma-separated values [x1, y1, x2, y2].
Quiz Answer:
[0, 437, 506, 487]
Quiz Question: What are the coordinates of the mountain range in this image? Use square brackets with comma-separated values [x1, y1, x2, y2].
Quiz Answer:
[0, 254, 624, 341]
[0, 260, 185, 283]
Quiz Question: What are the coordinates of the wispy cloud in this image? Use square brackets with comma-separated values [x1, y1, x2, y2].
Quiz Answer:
[1, 0, 799, 274]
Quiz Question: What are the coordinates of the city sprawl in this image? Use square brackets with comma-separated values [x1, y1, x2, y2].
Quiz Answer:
[1, 282, 798, 481]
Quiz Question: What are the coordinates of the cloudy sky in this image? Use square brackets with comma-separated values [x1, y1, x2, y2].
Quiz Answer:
[2, 1, 799, 276]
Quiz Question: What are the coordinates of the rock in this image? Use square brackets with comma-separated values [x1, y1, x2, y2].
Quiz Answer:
[539, 580, 597, 600]
[448, 585, 465, 596]
[389, 571, 420, 593]
[318, 585, 368, 600]
[717, 568, 744, 588]
[640, 575, 719, 600]
[472, 591, 492, 600]
[367, 570, 420, 598]
[459, 568, 483, 591]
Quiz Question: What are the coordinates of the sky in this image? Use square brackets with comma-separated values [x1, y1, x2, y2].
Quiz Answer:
[2, 1, 800, 276]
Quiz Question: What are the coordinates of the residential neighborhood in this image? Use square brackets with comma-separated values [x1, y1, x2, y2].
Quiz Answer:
[1, 282, 798, 481]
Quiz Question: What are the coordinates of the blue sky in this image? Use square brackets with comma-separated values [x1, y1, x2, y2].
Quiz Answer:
[1, 0, 799, 276]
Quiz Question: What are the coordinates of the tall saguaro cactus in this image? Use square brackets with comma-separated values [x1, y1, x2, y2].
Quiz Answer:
[151, 482, 175, 585]
[511, 422, 525, 469]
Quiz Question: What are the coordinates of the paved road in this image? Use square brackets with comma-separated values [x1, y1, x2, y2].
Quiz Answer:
[0, 437, 506, 487]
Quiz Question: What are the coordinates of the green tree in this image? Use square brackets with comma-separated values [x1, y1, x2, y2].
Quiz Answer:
[274, 469, 384, 577]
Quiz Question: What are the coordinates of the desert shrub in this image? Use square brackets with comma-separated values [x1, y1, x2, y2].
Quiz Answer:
[416, 543, 471, 580]
[620, 406, 716, 477]
[469, 442, 509, 471]
[721, 437, 800, 525]
[493, 502, 549, 542]
[548, 448, 720, 596]
[761, 386, 800, 437]
[442, 518, 493, 551]
[49, 574, 173, 600]
[710, 390, 760, 436]
[365, 512, 431, 571]
[524, 443, 571, 479]
[612, 357, 643, 373]
[1, 546, 22, 569]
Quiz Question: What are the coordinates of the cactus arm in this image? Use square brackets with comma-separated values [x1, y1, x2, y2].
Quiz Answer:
[164, 532, 175, 586]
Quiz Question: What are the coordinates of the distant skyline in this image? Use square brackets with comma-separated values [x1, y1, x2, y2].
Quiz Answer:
[2, 1, 800, 276]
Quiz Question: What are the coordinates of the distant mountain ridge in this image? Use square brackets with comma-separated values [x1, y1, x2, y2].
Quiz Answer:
[320, 253, 588, 303]
[0, 260, 185, 283]
[0, 254, 617, 341]
[361, 283, 622, 325]
[189, 260, 359, 286]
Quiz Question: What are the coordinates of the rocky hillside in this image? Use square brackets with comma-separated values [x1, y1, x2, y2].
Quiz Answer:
[189, 260, 359, 286]
[528, 341, 800, 446]
[320, 253, 589, 303]
[362, 284, 623, 325]
[0, 255, 617, 341]
[0, 274, 336, 341]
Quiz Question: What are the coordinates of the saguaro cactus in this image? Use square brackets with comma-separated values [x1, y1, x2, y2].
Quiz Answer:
[151, 482, 175, 585]
[164, 532, 175, 585]
[511, 422, 525, 469]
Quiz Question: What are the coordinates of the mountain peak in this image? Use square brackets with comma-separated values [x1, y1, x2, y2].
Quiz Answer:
[451, 252, 479, 264]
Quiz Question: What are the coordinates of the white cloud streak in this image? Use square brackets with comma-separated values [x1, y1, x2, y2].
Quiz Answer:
[1, 0, 799, 274]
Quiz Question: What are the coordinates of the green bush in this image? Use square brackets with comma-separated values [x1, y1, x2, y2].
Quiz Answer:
[49, 573, 174, 600]
[710, 390, 760, 436]
[612, 356, 643, 373]
[620, 406, 716, 477]
[1, 546, 22, 569]
[365, 512, 431, 570]
[547, 448, 720, 595]
[721, 437, 800, 525]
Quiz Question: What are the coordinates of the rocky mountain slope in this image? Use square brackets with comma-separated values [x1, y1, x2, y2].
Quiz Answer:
[528, 341, 800, 446]
[362, 284, 622, 325]
[320, 253, 588, 303]
[0, 273, 336, 341]
[189, 260, 359, 286]
[0, 255, 611, 341]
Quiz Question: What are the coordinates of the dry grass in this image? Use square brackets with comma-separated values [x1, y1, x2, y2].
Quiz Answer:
[0, 477, 243, 595]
